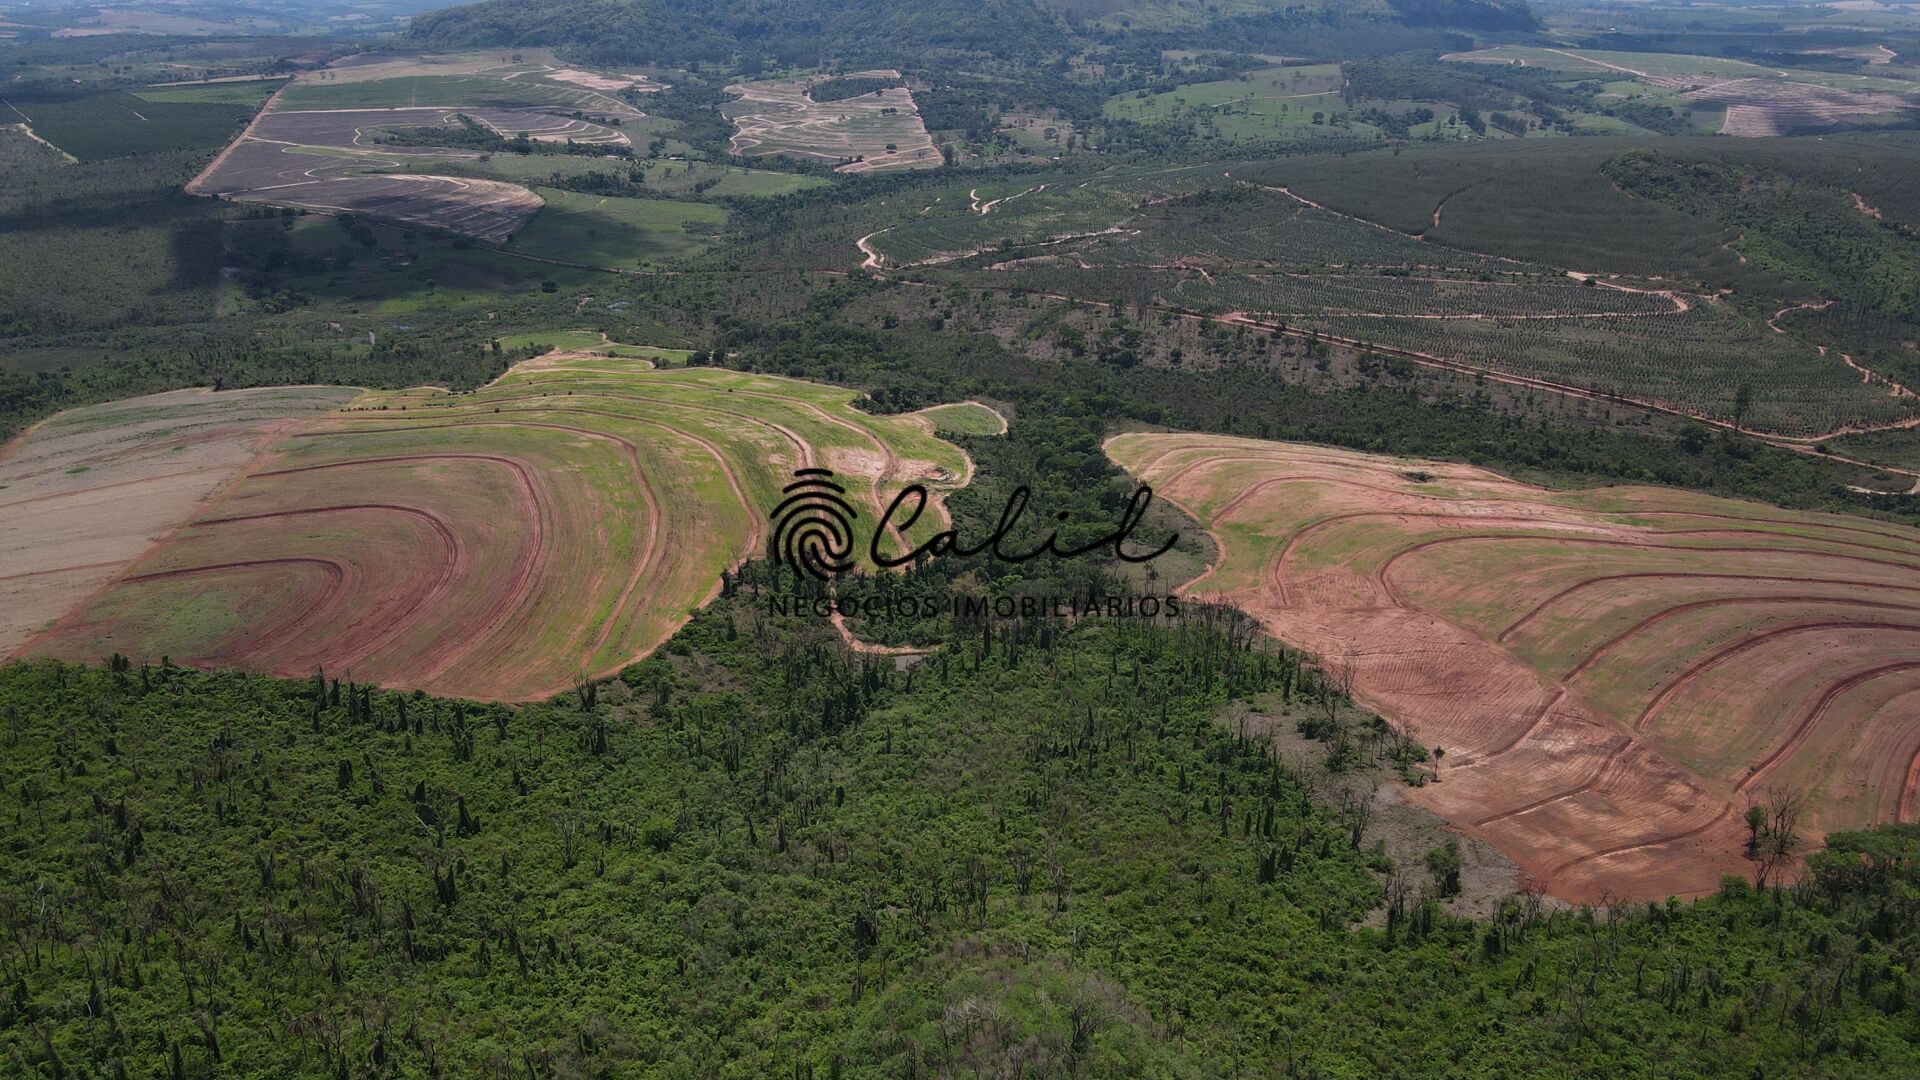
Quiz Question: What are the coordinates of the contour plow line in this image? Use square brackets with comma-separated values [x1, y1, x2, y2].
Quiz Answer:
[21, 364, 977, 701]
[1106, 432, 1920, 899]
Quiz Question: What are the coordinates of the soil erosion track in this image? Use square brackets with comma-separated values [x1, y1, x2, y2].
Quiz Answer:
[1109, 432, 1920, 902]
[20, 359, 977, 701]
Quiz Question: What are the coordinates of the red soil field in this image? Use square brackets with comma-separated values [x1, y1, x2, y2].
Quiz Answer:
[18, 360, 971, 702]
[0, 387, 356, 654]
[1108, 432, 1920, 902]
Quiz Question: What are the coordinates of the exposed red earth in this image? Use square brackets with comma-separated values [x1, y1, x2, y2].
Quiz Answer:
[0, 387, 356, 654]
[1109, 432, 1920, 902]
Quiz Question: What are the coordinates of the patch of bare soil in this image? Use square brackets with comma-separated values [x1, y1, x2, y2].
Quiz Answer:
[1692, 78, 1915, 136]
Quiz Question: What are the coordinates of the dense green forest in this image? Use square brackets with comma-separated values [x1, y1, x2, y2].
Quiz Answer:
[4, 604, 1918, 1074]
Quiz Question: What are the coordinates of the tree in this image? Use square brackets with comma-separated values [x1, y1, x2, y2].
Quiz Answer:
[1426, 839, 1462, 898]
[1749, 786, 1805, 887]
[1732, 382, 1753, 430]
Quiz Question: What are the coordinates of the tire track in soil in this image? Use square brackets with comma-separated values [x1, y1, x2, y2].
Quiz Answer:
[455, 384, 814, 466]
[310, 407, 768, 692]
[1563, 595, 1920, 681]
[0, 467, 233, 511]
[1114, 437, 1920, 895]
[1737, 660, 1920, 794]
[318, 404, 761, 549]
[1473, 736, 1635, 827]
[1455, 689, 1565, 767]
[189, 503, 463, 666]
[425, 381, 927, 549]
[0, 561, 128, 584]
[1632, 621, 1920, 733]
[1374, 536, 1920, 617]
[1499, 572, 1920, 645]
[311, 418, 668, 668]
[1220, 466, 1920, 562]
[1901, 746, 1920, 823]
[254, 452, 548, 690]
[1550, 805, 1734, 878]
[123, 557, 350, 663]
[1275, 514, 1920, 611]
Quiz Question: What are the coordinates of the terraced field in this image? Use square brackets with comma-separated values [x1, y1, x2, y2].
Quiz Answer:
[18, 357, 972, 700]
[0, 388, 358, 654]
[1109, 432, 1920, 901]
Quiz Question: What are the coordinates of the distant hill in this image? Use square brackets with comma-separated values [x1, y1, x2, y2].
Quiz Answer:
[408, 0, 1536, 68]
[409, 0, 1073, 67]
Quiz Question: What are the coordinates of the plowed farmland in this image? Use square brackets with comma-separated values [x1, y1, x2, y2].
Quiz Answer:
[724, 71, 941, 173]
[18, 357, 972, 700]
[188, 53, 651, 243]
[1108, 432, 1920, 901]
[0, 387, 357, 654]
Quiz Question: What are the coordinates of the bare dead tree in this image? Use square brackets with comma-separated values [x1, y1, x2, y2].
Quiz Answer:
[1752, 786, 1806, 888]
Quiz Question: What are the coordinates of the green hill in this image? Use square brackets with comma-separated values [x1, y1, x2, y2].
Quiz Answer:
[408, 0, 1534, 67]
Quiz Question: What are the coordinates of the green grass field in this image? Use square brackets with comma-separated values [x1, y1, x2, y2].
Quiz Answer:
[276, 75, 625, 112]
[492, 329, 695, 361]
[133, 79, 286, 107]
[916, 401, 1007, 437]
[1103, 64, 1376, 142]
[1443, 46, 1776, 79]
[504, 189, 727, 268]
[26, 360, 976, 700]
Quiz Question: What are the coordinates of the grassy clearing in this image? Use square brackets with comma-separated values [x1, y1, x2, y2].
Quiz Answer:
[277, 75, 629, 113]
[134, 79, 286, 106]
[504, 188, 726, 268]
[916, 401, 1007, 437]
[1103, 64, 1369, 142]
[492, 329, 694, 361]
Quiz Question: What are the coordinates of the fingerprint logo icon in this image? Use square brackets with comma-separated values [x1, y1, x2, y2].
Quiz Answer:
[770, 468, 859, 580]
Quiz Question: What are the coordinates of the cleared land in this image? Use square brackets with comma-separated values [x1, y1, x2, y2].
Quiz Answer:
[0, 387, 357, 654]
[189, 53, 651, 244]
[724, 70, 942, 173]
[1102, 63, 1431, 143]
[20, 359, 972, 701]
[1109, 432, 1920, 901]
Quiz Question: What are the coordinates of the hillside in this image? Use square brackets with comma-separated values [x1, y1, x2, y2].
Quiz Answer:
[407, 0, 1532, 67]
[410, 0, 1073, 67]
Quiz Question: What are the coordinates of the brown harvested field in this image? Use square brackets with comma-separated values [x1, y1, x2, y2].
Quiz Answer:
[18, 360, 972, 701]
[0, 387, 356, 654]
[723, 71, 943, 173]
[1108, 432, 1920, 902]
